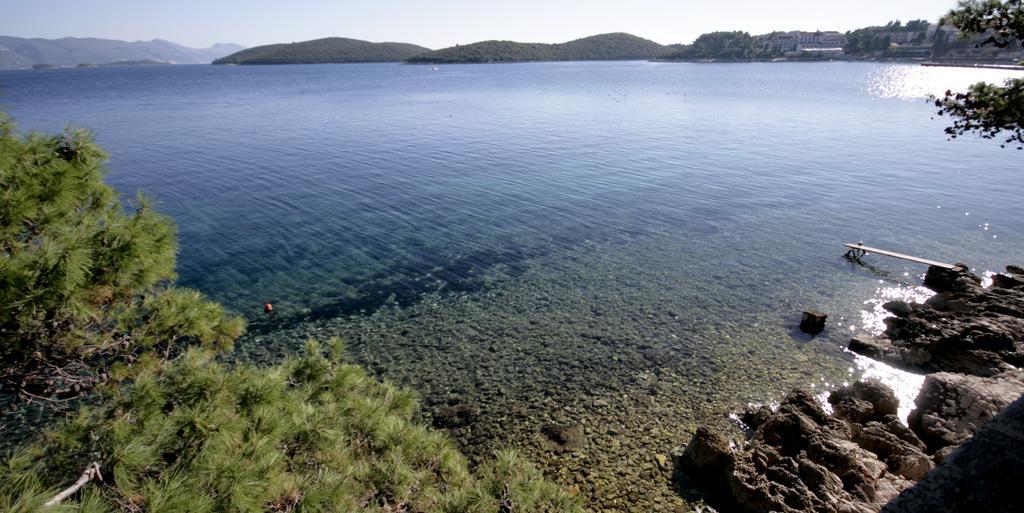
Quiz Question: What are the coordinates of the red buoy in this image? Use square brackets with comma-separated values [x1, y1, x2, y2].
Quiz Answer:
[263, 302, 274, 314]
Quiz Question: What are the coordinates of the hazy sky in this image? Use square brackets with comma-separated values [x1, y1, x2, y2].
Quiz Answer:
[1, 0, 961, 50]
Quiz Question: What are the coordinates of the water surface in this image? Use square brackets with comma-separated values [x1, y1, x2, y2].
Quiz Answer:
[2, 61, 1022, 511]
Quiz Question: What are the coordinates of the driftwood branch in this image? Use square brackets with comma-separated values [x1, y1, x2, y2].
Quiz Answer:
[44, 461, 102, 507]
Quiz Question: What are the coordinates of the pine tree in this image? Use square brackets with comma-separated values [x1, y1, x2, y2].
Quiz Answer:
[933, 1, 1024, 149]
[0, 340, 582, 513]
[0, 113, 244, 403]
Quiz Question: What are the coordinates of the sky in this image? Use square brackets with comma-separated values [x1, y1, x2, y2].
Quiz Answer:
[1, 0, 961, 50]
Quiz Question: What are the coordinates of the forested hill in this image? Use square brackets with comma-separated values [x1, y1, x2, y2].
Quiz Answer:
[406, 33, 676, 63]
[213, 37, 431, 64]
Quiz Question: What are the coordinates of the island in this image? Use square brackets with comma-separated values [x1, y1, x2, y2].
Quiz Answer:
[405, 33, 677, 64]
[212, 37, 431, 65]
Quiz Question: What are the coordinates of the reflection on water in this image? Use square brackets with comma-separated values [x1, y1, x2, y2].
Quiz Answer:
[848, 353, 926, 424]
[843, 278, 933, 423]
[867, 64, 1024, 100]
[859, 281, 934, 335]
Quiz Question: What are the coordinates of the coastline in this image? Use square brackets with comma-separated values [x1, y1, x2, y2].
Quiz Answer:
[680, 264, 1024, 512]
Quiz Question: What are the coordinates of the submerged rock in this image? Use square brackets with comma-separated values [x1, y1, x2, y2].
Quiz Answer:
[540, 423, 585, 452]
[433, 403, 481, 428]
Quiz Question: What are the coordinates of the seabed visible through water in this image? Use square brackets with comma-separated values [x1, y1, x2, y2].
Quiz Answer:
[236, 231, 930, 512]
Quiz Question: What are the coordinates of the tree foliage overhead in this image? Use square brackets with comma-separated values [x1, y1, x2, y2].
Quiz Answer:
[0, 341, 581, 513]
[933, 0, 1024, 148]
[406, 33, 673, 64]
[213, 38, 432, 65]
[0, 114, 244, 402]
[944, 0, 1024, 48]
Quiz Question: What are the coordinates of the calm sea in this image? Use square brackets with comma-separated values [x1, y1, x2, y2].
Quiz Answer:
[2, 61, 1022, 509]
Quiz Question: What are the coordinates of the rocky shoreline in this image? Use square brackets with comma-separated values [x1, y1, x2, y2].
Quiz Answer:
[678, 264, 1024, 512]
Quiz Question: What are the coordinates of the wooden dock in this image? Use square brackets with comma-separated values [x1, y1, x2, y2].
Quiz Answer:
[843, 243, 959, 270]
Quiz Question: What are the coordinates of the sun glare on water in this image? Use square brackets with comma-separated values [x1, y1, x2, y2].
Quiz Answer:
[867, 64, 1024, 100]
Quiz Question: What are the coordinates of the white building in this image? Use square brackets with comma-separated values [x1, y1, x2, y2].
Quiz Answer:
[762, 31, 847, 54]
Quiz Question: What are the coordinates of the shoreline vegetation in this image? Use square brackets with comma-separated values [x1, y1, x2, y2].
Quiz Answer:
[202, 16, 1024, 67]
[211, 37, 431, 65]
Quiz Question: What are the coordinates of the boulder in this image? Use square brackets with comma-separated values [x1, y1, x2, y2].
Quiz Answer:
[849, 283, 1024, 376]
[923, 264, 981, 294]
[882, 301, 913, 318]
[829, 380, 899, 424]
[800, 310, 828, 335]
[739, 404, 774, 431]
[680, 426, 735, 497]
[992, 272, 1024, 290]
[848, 335, 891, 361]
[681, 381, 944, 513]
[907, 369, 1024, 453]
[881, 395, 1024, 513]
[851, 422, 933, 481]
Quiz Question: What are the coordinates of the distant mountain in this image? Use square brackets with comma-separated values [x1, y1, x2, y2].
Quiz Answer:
[212, 38, 431, 65]
[0, 36, 244, 69]
[406, 33, 676, 64]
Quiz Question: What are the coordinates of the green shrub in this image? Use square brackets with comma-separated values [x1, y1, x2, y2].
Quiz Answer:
[0, 340, 581, 513]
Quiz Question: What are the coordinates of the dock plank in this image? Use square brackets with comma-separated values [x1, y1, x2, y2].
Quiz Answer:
[843, 243, 958, 270]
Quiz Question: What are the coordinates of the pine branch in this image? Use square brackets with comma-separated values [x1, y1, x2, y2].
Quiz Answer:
[44, 461, 102, 507]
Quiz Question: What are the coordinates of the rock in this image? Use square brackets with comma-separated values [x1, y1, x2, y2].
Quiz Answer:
[829, 380, 900, 424]
[800, 310, 828, 335]
[433, 403, 480, 428]
[848, 334, 890, 360]
[654, 453, 669, 469]
[1006, 264, 1024, 275]
[922, 292, 970, 313]
[881, 395, 1024, 513]
[907, 369, 1024, 453]
[739, 404, 773, 431]
[830, 396, 876, 425]
[851, 422, 933, 481]
[848, 280, 1024, 376]
[679, 427, 735, 498]
[992, 272, 1024, 290]
[923, 264, 981, 294]
[683, 265, 1024, 513]
[883, 300, 913, 318]
[540, 423, 585, 451]
[682, 384, 917, 513]
[806, 434, 887, 497]
[681, 426, 734, 474]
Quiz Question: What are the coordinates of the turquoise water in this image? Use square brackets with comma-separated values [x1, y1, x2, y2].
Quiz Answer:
[2, 61, 1022, 511]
